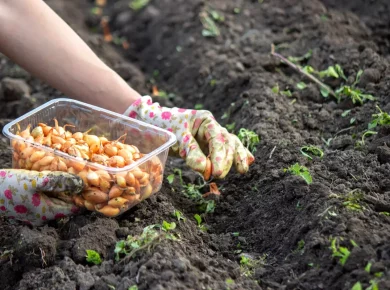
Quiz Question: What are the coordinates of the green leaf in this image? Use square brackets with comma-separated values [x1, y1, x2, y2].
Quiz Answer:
[335, 64, 347, 81]
[129, 0, 150, 11]
[319, 66, 339, 78]
[320, 87, 330, 98]
[128, 285, 139, 290]
[287, 50, 313, 64]
[350, 117, 356, 124]
[194, 214, 202, 226]
[272, 84, 279, 94]
[302, 66, 315, 74]
[365, 262, 372, 273]
[297, 82, 307, 90]
[351, 281, 363, 290]
[162, 220, 176, 231]
[281, 90, 292, 97]
[353, 69, 364, 87]
[86, 250, 102, 265]
[194, 104, 204, 110]
[341, 110, 351, 117]
[166, 174, 175, 184]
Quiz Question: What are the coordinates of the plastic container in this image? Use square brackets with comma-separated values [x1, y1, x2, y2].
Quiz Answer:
[2, 98, 176, 217]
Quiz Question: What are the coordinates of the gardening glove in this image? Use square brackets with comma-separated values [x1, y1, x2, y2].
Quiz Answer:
[124, 96, 255, 179]
[0, 169, 84, 226]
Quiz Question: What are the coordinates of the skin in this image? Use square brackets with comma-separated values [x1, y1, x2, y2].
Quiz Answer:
[0, 0, 141, 114]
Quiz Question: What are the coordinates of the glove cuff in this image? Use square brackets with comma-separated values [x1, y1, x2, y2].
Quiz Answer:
[123, 95, 153, 118]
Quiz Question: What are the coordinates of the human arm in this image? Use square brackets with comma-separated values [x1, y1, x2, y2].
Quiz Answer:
[0, 0, 141, 114]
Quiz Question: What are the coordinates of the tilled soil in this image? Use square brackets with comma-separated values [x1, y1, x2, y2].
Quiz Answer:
[0, 0, 390, 289]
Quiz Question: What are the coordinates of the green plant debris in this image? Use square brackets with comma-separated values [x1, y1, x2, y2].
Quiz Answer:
[239, 255, 265, 277]
[86, 250, 102, 265]
[330, 237, 357, 266]
[365, 262, 372, 273]
[166, 174, 175, 184]
[128, 285, 138, 290]
[379, 211, 390, 216]
[169, 168, 215, 213]
[237, 128, 260, 153]
[342, 109, 352, 117]
[162, 220, 176, 231]
[281, 90, 293, 97]
[353, 70, 364, 87]
[330, 189, 365, 212]
[352, 282, 363, 290]
[172, 210, 186, 221]
[369, 105, 390, 129]
[367, 280, 379, 290]
[129, 0, 150, 11]
[272, 84, 280, 94]
[284, 163, 313, 184]
[287, 50, 313, 64]
[200, 9, 221, 37]
[293, 239, 305, 255]
[194, 104, 204, 110]
[335, 86, 375, 105]
[318, 66, 340, 79]
[194, 214, 207, 232]
[355, 130, 377, 147]
[114, 223, 178, 262]
[225, 122, 236, 133]
[297, 82, 307, 90]
[300, 145, 324, 160]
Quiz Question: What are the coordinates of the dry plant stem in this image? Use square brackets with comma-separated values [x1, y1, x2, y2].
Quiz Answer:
[270, 44, 336, 98]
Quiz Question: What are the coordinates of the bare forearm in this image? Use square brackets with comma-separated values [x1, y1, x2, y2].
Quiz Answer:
[0, 0, 140, 113]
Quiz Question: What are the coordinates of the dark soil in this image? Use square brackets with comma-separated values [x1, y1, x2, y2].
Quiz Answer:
[1, 0, 390, 289]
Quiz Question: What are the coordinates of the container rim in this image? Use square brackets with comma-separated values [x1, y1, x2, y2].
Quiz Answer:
[2, 97, 177, 173]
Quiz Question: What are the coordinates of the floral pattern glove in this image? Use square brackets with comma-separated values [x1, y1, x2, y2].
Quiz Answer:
[124, 96, 255, 179]
[0, 169, 84, 226]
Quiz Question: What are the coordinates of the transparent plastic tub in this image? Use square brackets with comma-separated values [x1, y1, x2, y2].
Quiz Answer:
[2, 98, 176, 217]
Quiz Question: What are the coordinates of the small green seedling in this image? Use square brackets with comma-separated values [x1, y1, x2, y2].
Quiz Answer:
[355, 130, 377, 147]
[369, 105, 390, 129]
[281, 90, 293, 97]
[237, 128, 260, 153]
[272, 84, 280, 94]
[128, 286, 138, 290]
[167, 168, 215, 213]
[330, 237, 357, 266]
[129, 0, 150, 11]
[365, 262, 372, 273]
[114, 223, 178, 262]
[287, 50, 313, 64]
[86, 250, 102, 265]
[162, 221, 176, 231]
[225, 122, 236, 133]
[296, 82, 307, 90]
[318, 66, 340, 79]
[351, 282, 363, 290]
[330, 189, 365, 212]
[194, 214, 207, 232]
[194, 104, 204, 110]
[172, 210, 186, 221]
[379, 212, 390, 216]
[300, 145, 324, 160]
[335, 86, 375, 105]
[200, 10, 220, 37]
[284, 163, 313, 185]
[239, 255, 265, 277]
[293, 239, 305, 255]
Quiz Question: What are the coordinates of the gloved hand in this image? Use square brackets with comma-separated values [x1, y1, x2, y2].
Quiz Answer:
[0, 169, 84, 226]
[124, 96, 255, 179]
